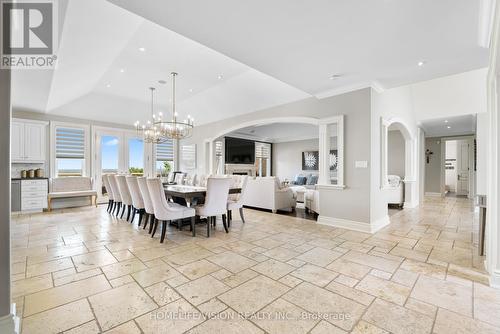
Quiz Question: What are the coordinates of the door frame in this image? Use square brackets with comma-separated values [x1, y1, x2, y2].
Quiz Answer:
[439, 135, 475, 199]
[91, 126, 148, 202]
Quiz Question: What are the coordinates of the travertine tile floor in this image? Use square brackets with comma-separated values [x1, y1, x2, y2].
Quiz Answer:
[10, 196, 500, 333]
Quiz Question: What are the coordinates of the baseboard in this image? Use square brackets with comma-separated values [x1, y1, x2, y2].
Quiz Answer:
[0, 304, 20, 334]
[317, 215, 389, 234]
[404, 201, 418, 209]
[490, 269, 500, 289]
[425, 192, 442, 197]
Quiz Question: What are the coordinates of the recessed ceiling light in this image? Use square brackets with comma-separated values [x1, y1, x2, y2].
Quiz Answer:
[158, 80, 167, 84]
[217, 74, 224, 80]
[119, 68, 125, 73]
[189, 88, 193, 93]
[329, 74, 342, 80]
[444, 120, 449, 123]
[447, 126, 451, 129]
[106, 84, 111, 88]
[418, 61, 426, 67]
[138, 47, 146, 52]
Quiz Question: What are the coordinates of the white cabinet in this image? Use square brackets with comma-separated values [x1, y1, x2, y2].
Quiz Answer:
[11, 119, 47, 163]
[21, 179, 48, 211]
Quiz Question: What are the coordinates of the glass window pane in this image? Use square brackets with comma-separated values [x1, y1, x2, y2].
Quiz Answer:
[128, 138, 144, 175]
[101, 135, 119, 174]
[156, 160, 172, 177]
[57, 159, 83, 176]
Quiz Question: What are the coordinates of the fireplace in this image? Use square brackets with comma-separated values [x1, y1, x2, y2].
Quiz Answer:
[225, 164, 257, 176]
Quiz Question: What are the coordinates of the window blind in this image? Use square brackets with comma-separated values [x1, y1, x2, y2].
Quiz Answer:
[181, 144, 196, 170]
[55, 127, 85, 159]
[156, 139, 174, 161]
[255, 142, 271, 159]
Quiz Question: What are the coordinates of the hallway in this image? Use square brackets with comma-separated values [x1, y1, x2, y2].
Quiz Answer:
[9, 196, 499, 333]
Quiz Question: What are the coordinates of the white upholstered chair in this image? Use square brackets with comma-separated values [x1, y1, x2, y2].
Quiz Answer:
[102, 174, 114, 213]
[126, 176, 145, 225]
[195, 177, 232, 237]
[137, 177, 155, 233]
[185, 174, 197, 186]
[116, 175, 133, 221]
[174, 173, 185, 185]
[227, 176, 248, 225]
[147, 178, 196, 242]
[107, 175, 122, 216]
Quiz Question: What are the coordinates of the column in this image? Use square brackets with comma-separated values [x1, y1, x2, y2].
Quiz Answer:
[318, 124, 330, 185]
[0, 68, 16, 333]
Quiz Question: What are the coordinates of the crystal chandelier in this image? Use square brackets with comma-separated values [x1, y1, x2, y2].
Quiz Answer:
[155, 72, 194, 140]
[134, 87, 166, 144]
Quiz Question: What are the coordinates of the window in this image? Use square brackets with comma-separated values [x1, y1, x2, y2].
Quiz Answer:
[128, 138, 144, 175]
[155, 139, 174, 177]
[54, 126, 87, 177]
[255, 142, 271, 176]
[180, 144, 196, 172]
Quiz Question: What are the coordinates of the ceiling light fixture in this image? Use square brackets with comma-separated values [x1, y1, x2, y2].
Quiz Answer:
[134, 87, 165, 144]
[119, 69, 125, 73]
[138, 47, 146, 52]
[447, 126, 451, 129]
[189, 88, 193, 93]
[154, 72, 194, 140]
[217, 74, 224, 80]
[329, 74, 342, 80]
[444, 120, 449, 123]
[418, 61, 426, 67]
[158, 80, 167, 85]
[106, 84, 111, 88]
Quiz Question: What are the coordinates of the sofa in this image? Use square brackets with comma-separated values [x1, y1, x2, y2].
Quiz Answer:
[48, 177, 98, 211]
[243, 177, 296, 213]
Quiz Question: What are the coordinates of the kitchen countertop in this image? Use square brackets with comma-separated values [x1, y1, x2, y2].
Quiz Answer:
[11, 177, 49, 180]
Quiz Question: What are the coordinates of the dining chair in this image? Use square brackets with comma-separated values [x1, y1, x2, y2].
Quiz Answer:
[126, 176, 145, 225]
[108, 175, 122, 216]
[227, 176, 249, 225]
[174, 173, 185, 185]
[185, 174, 197, 186]
[102, 174, 114, 213]
[195, 177, 232, 237]
[137, 177, 155, 233]
[116, 175, 133, 221]
[147, 178, 196, 242]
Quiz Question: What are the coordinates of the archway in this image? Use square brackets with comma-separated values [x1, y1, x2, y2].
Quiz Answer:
[381, 117, 418, 208]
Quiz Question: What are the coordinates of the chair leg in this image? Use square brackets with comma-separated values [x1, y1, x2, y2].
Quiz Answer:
[111, 202, 116, 214]
[206, 217, 211, 238]
[116, 203, 122, 217]
[239, 207, 245, 223]
[222, 214, 229, 233]
[227, 210, 232, 227]
[126, 205, 132, 221]
[151, 218, 159, 237]
[149, 215, 156, 234]
[106, 200, 111, 212]
[160, 220, 168, 243]
[130, 207, 137, 223]
[120, 204, 126, 218]
[191, 216, 196, 237]
[143, 213, 149, 230]
[138, 209, 143, 226]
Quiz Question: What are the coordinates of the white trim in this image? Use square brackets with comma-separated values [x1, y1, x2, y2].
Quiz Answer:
[490, 270, 500, 288]
[425, 192, 443, 197]
[0, 304, 20, 334]
[404, 201, 418, 209]
[50, 121, 90, 178]
[478, 0, 496, 48]
[314, 81, 372, 99]
[317, 215, 389, 234]
[316, 184, 346, 190]
[12, 118, 48, 126]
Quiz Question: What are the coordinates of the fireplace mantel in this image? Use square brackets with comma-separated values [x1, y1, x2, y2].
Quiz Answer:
[225, 164, 257, 176]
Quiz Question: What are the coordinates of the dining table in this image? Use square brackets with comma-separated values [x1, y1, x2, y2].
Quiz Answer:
[162, 183, 242, 237]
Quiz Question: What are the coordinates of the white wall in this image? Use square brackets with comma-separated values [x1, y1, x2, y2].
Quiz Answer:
[476, 112, 489, 195]
[411, 68, 488, 120]
[371, 86, 420, 225]
[387, 130, 405, 177]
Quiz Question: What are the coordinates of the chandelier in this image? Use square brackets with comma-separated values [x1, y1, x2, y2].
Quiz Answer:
[155, 72, 194, 140]
[134, 87, 166, 144]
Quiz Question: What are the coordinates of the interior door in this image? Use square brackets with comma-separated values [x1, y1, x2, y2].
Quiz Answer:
[456, 140, 470, 196]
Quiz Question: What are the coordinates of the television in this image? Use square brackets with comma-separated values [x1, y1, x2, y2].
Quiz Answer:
[225, 137, 255, 164]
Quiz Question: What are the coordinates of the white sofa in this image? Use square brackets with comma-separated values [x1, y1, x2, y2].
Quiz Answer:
[243, 177, 296, 213]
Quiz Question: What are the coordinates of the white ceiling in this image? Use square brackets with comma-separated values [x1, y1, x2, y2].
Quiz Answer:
[227, 123, 323, 143]
[420, 114, 476, 137]
[108, 0, 489, 97]
[11, 0, 490, 127]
